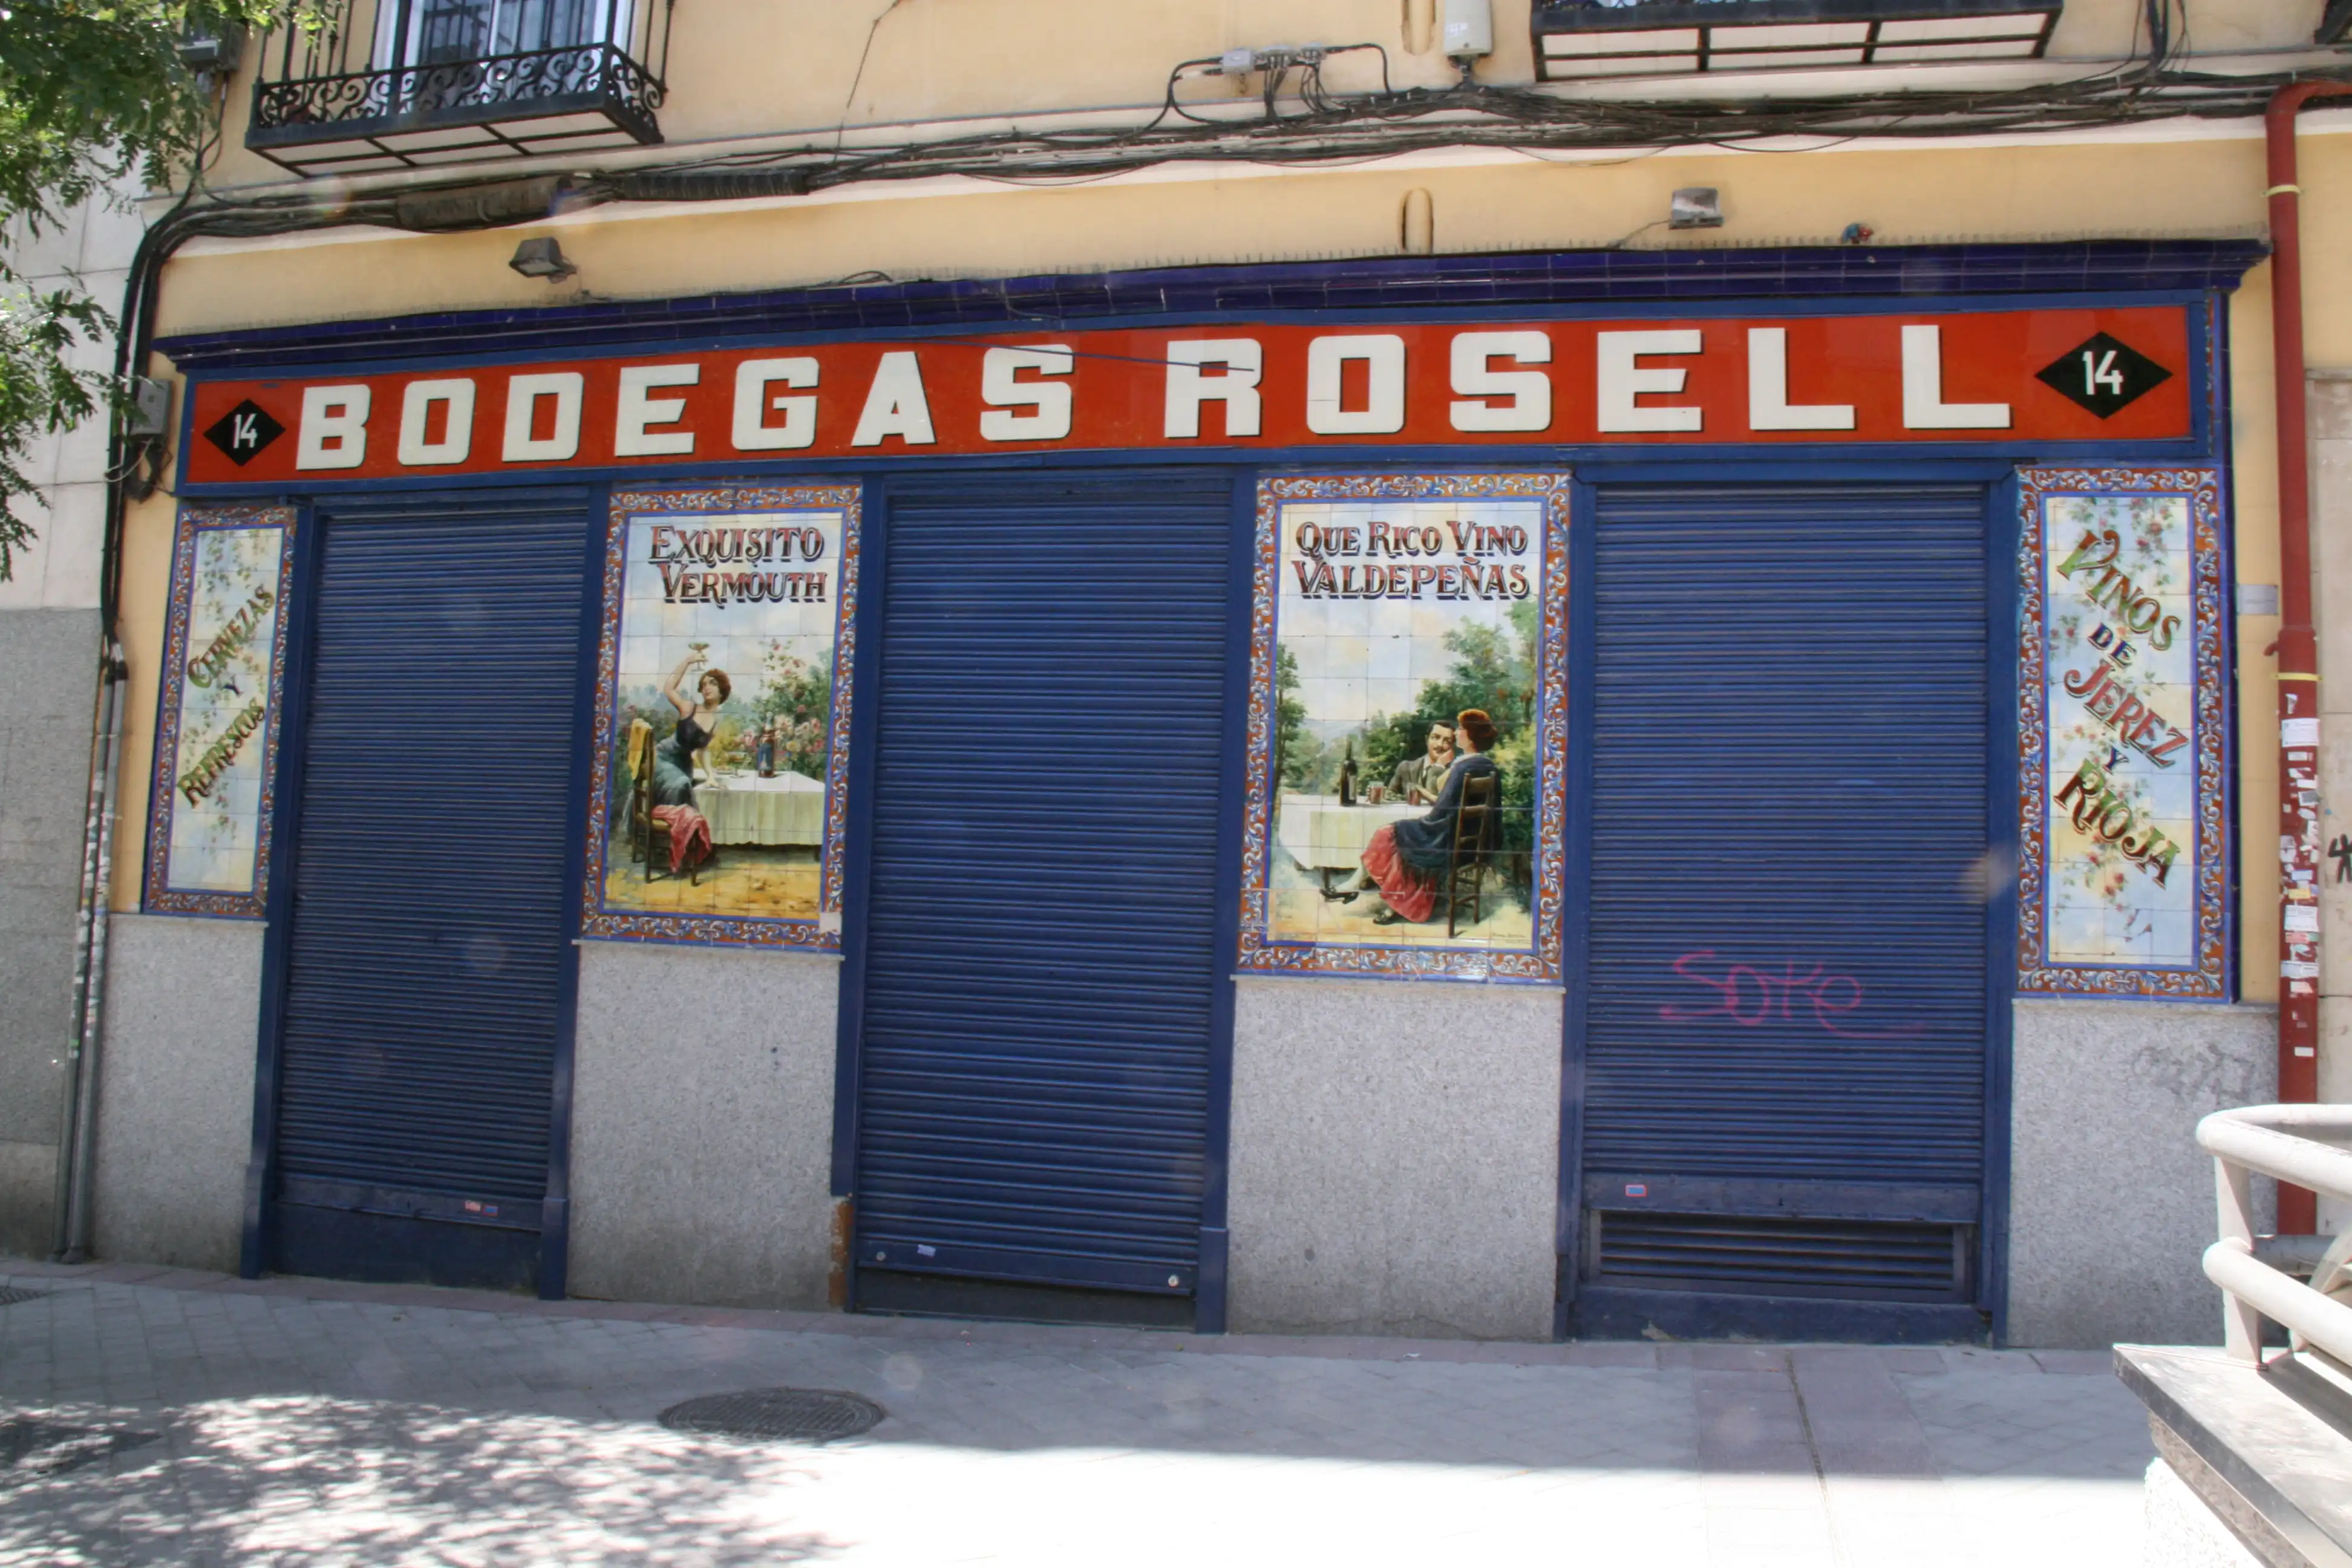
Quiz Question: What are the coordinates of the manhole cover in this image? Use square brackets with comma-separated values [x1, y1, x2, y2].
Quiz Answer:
[658, 1388, 884, 1444]
[0, 1288, 41, 1308]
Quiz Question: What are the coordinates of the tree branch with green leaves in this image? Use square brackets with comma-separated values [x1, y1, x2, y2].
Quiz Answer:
[0, 1, 306, 581]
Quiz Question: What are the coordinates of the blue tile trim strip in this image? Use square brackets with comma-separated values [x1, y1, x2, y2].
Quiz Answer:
[157, 240, 2267, 373]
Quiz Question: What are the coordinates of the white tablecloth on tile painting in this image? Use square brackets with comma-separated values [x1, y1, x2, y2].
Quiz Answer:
[695, 770, 825, 846]
[1275, 793, 1423, 871]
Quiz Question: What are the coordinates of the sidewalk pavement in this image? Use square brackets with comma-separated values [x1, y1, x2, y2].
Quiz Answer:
[0, 1259, 2154, 1567]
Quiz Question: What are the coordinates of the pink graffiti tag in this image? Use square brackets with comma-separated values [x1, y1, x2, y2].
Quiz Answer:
[1659, 950, 1926, 1040]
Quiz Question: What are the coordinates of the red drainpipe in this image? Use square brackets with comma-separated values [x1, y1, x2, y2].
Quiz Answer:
[2265, 82, 2352, 1236]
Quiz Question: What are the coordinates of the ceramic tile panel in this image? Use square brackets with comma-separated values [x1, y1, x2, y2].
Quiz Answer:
[579, 484, 861, 950]
[1238, 472, 1570, 984]
[2016, 467, 2229, 998]
[142, 504, 298, 918]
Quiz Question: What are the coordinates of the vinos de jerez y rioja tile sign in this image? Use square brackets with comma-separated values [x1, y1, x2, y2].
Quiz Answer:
[143, 504, 297, 918]
[2016, 468, 2229, 998]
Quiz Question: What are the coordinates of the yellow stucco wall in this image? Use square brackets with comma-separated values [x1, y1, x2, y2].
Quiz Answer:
[2233, 266, 2281, 1004]
[163, 129, 2290, 335]
[121, 102, 2352, 1005]
[109, 483, 175, 916]
[201, 0, 2320, 194]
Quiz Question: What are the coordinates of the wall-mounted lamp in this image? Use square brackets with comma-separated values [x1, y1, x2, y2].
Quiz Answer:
[509, 237, 577, 281]
[1668, 188, 1723, 230]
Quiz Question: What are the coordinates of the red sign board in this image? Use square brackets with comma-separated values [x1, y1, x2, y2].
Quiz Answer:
[182, 305, 2192, 485]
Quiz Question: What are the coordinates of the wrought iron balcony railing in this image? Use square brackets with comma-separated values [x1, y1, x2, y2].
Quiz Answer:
[1532, 0, 2061, 82]
[247, 0, 671, 176]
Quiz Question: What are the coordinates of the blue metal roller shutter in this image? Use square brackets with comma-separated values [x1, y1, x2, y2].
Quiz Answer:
[266, 489, 590, 1290]
[1579, 482, 1989, 1310]
[852, 470, 1235, 1308]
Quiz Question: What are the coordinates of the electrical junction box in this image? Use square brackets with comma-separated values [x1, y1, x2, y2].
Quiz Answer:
[1670, 188, 1725, 229]
[175, 25, 246, 73]
[126, 377, 173, 439]
[1443, 0, 1494, 57]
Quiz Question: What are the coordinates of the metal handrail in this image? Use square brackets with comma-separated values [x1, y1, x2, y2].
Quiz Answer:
[2196, 1104, 2352, 1364]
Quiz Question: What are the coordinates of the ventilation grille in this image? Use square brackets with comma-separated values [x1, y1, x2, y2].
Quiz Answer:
[1590, 1210, 1970, 1302]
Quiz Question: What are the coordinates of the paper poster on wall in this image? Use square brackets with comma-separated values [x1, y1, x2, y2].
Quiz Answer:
[143, 503, 296, 918]
[2016, 466, 2229, 998]
[1236, 473, 1570, 983]
[580, 484, 860, 949]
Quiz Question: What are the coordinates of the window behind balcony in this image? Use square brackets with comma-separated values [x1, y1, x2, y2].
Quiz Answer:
[376, 0, 626, 71]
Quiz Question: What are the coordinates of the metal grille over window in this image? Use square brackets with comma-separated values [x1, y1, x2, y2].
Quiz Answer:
[1589, 1212, 1973, 1302]
[247, 0, 673, 175]
[1532, 0, 2060, 82]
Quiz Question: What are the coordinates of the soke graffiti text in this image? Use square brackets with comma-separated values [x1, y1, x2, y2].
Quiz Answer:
[1658, 950, 1926, 1040]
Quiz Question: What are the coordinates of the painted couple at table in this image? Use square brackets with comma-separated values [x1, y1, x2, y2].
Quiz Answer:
[648, 651, 730, 876]
[1325, 707, 1500, 926]
[1386, 719, 1455, 805]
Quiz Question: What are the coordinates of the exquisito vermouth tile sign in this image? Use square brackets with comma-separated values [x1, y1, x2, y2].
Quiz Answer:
[2016, 468, 2228, 998]
[144, 503, 297, 918]
[578, 484, 861, 950]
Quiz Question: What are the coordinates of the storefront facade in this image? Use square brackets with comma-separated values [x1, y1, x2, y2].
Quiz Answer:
[84, 234, 2241, 1344]
[38, 0, 2352, 1350]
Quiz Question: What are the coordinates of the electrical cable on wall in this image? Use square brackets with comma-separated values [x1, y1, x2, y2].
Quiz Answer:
[571, 42, 2345, 204]
[90, 16, 2352, 632]
[150, 33, 2351, 277]
[91, 13, 2352, 634]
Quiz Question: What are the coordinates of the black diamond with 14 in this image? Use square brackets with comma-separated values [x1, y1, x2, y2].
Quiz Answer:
[2036, 333, 2172, 419]
[203, 399, 285, 466]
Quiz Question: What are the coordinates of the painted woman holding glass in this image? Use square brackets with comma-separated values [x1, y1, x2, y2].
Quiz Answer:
[650, 651, 731, 875]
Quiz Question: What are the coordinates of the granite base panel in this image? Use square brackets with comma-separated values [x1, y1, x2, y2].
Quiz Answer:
[88, 914, 264, 1273]
[2010, 1000, 2278, 1348]
[1226, 976, 1562, 1341]
[566, 941, 840, 1311]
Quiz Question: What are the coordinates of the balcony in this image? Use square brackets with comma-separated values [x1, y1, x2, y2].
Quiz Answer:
[1532, 0, 2061, 82]
[246, 0, 671, 177]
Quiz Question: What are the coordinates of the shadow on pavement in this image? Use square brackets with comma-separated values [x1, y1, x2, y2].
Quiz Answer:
[0, 1396, 838, 1566]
